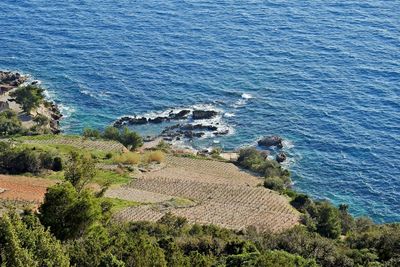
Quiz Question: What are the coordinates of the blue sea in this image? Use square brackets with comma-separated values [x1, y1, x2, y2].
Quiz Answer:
[1, 0, 399, 223]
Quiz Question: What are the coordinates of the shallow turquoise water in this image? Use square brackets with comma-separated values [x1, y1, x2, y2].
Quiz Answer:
[1, 1, 399, 222]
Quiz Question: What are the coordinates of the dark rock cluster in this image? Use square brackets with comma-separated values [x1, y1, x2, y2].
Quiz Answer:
[0, 71, 27, 93]
[258, 135, 287, 163]
[113, 109, 217, 128]
[258, 136, 283, 149]
[113, 108, 224, 142]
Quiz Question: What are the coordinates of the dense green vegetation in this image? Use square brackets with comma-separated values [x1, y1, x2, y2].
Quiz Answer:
[0, 110, 24, 136]
[0, 141, 62, 174]
[237, 148, 291, 191]
[1, 198, 399, 266]
[83, 126, 143, 150]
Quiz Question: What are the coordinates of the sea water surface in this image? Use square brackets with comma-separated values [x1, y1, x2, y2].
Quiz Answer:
[0, 1, 399, 222]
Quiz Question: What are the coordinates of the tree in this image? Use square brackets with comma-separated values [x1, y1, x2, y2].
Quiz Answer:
[254, 250, 318, 267]
[102, 126, 120, 140]
[33, 113, 49, 127]
[316, 202, 342, 239]
[339, 204, 355, 235]
[0, 109, 24, 136]
[64, 151, 96, 192]
[188, 251, 213, 267]
[118, 127, 143, 150]
[158, 237, 188, 267]
[0, 211, 69, 267]
[124, 234, 167, 267]
[264, 177, 285, 191]
[10, 85, 44, 113]
[39, 182, 103, 240]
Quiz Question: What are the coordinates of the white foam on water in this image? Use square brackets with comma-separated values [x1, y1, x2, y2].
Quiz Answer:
[282, 139, 294, 149]
[241, 93, 253, 99]
[80, 89, 96, 98]
[233, 99, 246, 108]
[224, 112, 235, 117]
[58, 104, 75, 118]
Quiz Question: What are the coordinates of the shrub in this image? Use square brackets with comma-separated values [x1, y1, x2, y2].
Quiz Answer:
[237, 147, 291, 189]
[114, 152, 141, 165]
[39, 182, 103, 240]
[210, 147, 222, 158]
[147, 151, 165, 163]
[102, 126, 120, 140]
[7, 148, 41, 174]
[65, 152, 97, 192]
[290, 194, 313, 212]
[155, 140, 171, 152]
[83, 128, 101, 139]
[105, 152, 113, 159]
[264, 177, 285, 191]
[39, 152, 56, 169]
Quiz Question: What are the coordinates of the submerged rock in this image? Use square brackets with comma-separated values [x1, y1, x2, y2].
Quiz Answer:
[192, 110, 218, 120]
[276, 152, 287, 163]
[258, 136, 283, 149]
[148, 116, 167, 123]
[169, 109, 191, 120]
[114, 116, 148, 127]
[214, 129, 229, 136]
[181, 124, 218, 131]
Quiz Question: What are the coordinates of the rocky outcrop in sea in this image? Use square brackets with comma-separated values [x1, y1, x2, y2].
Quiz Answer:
[113, 107, 229, 142]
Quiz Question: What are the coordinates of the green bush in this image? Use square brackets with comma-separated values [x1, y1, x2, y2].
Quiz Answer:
[0, 110, 24, 136]
[102, 126, 120, 140]
[237, 148, 291, 191]
[0, 143, 62, 174]
[82, 126, 143, 150]
[83, 128, 101, 139]
[264, 177, 285, 191]
[0, 148, 41, 174]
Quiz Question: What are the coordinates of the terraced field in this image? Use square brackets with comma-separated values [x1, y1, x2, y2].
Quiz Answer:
[19, 136, 125, 152]
[113, 156, 300, 232]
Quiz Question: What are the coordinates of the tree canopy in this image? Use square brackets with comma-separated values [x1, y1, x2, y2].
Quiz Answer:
[10, 85, 45, 113]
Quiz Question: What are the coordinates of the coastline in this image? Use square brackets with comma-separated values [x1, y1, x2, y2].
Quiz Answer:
[0, 71, 62, 134]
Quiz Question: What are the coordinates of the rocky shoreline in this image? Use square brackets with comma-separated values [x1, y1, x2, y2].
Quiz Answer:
[0, 71, 62, 134]
[114, 108, 229, 142]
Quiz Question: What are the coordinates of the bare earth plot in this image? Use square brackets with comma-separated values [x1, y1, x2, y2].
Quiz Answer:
[112, 156, 300, 232]
[0, 175, 56, 203]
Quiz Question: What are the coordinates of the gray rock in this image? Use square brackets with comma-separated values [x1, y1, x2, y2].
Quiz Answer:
[276, 152, 287, 163]
[192, 110, 218, 120]
[258, 136, 283, 148]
